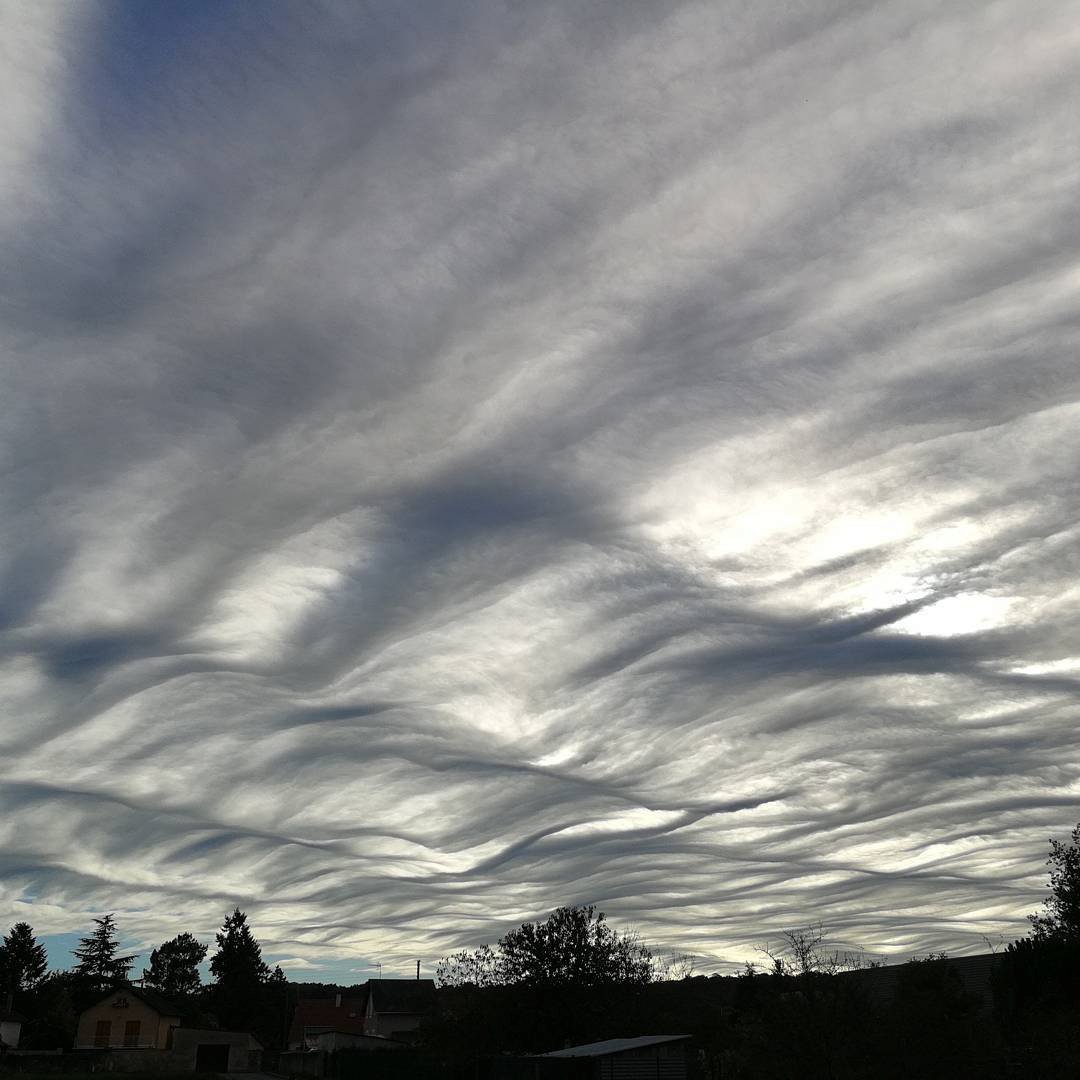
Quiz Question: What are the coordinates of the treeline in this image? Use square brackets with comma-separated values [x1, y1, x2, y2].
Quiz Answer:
[0, 908, 289, 1051]
[418, 917, 1080, 1079]
[413, 823, 1080, 1078]
[5, 822, 1080, 1076]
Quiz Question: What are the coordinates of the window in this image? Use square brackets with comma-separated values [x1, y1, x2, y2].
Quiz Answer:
[124, 1020, 141, 1047]
[94, 1020, 111, 1047]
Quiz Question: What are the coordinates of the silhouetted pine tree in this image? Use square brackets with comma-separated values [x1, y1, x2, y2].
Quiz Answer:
[0, 922, 48, 998]
[209, 908, 269, 1031]
[72, 915, 136, 994]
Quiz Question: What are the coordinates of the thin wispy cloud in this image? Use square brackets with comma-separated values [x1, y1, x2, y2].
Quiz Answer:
[2, 0, 1079, 973]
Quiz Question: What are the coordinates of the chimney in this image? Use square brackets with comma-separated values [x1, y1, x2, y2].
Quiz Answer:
[335, 992, 341, 1008]
[416, 960, 420, 981]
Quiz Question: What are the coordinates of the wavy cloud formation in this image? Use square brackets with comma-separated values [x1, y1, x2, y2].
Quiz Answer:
[2, 0, 1080, 973]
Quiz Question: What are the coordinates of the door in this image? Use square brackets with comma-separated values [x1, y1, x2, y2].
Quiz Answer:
[195, 1043, 232, 1072]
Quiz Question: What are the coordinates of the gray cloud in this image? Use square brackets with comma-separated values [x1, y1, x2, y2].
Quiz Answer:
[2, 0, 1080, 973]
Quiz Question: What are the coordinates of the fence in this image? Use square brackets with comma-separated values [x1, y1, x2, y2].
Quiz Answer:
[0, 1049, 184, 1074]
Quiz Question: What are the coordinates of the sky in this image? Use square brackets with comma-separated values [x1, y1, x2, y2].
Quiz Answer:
[2, 0, 1080, 984]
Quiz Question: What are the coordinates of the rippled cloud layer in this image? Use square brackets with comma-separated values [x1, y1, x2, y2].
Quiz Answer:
[3, 0, 1080, 973]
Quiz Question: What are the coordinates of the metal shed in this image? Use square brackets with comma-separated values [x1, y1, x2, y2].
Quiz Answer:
[541, 1034, 692, 1080]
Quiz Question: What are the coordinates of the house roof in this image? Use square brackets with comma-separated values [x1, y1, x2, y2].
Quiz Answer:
[288, 997, 367, 1043]
[367, 979, 436, 1014]
[81, 984, 183, 1019]
[543, 1035, 692, 1058]
[314, 1031, 406, 1044]
[129, 985, 185, 1017]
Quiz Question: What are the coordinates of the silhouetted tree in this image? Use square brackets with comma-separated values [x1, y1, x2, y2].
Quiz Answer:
[263, 965, 290, 1049]
[210, 908, 269, 987]
[990, 824, 1080, 1072]
[498, 905, 653, 986]
[143, 932, 207, 999]
[1028, 820, 1080, 943]
[72, 915, 136, 993]
[19, 971, 80, 1050]
[0, 922, 48, 997]
[435, 944, 502, 988]
[758, 923, 877, 979]
[431, 905, 655, 1056]
[654, 950, 697, 980]
[437, 905, 653, 990]
[209, 908, 270, 1032]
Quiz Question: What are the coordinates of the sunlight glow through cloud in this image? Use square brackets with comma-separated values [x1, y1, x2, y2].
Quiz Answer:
[893, 594, 1017, 638]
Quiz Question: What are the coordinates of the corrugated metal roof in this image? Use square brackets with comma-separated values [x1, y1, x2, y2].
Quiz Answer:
[542, 1035, 692, 1058]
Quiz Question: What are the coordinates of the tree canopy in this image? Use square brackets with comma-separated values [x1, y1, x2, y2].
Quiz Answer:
[143, 932, 207, 999]
[0, 922, 48, 994]
[436, 943, 503, 988]
[437, 905, 653, 988]
[1028, 821, 1080, 943]
[72, 914, 136, 992]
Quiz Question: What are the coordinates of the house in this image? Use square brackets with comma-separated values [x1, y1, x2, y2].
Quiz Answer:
[74, 985, 182, 1050]
[277, 1029, 408, 1079]
[171, 1028, 263, 1072]
[363, 979, 437, 1039]
[288, 980, 437, 1048]
[540, 1035, 693, 1079]
[288, 993, 367, 1049]
[0, 1008, 25, 1050]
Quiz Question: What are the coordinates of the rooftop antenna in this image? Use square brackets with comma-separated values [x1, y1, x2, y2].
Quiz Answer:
[375, 962, 382, 980]
[416, 960, 420, 981]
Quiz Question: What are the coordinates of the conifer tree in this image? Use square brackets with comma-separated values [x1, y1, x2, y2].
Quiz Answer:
[72, 915, 136, 992]
[0, 922, 48, 995]
[209, 908, 269, 1030]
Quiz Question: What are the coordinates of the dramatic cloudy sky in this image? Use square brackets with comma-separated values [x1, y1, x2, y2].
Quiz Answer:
[3, 0, 1080, 980]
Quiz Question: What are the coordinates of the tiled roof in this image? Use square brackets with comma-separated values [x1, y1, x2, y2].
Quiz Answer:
[288, 997, 367, 1044]
[129, 985, 184, 1017]
[81, 984, 182, 1018]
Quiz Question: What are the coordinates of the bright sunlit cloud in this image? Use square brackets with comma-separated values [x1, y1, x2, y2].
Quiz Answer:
[892, 593, 1017, 638]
